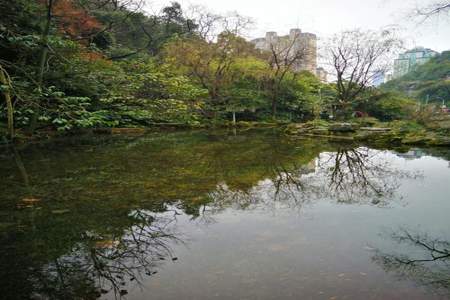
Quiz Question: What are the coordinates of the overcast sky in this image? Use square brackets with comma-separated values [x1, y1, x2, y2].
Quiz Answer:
[147, 0, 450, 52]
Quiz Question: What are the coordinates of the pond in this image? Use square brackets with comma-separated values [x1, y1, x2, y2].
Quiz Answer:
[1, 129, 450, 300]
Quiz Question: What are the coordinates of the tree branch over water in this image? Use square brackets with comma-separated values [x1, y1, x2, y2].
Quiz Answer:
[373, 228, 450, 294]
[412, 1, 450, 21]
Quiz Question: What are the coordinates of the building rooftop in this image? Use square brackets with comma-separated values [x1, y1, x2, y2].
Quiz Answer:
[403, 47, 438, 54]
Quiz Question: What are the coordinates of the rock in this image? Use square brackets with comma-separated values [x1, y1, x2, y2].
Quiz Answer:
[428, 135, 450, 146]
[328, 123, 358, 132]
[236, 121, 255, 128]
[311, 128, 329, 135]
[401, 134, 429, 145]
[428, 120, 450, 130]
[354, 117, 380, 127]
[360, 127, 391, 132]
[285, 123, 316, 135]
[285, 121, 333, 136]
[372, 199, 381, 205]
[355, 131, 401, 144]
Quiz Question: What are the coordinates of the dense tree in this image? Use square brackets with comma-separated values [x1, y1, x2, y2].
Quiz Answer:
[382, 51, 450, 104]
[263, 30, 309, 117]
[326, 29, 402, 118]
[0, 0, 423, 139]
[163, 12, 259, 120]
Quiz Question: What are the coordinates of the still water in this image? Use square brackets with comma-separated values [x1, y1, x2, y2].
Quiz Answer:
[1, 129, 449, 300]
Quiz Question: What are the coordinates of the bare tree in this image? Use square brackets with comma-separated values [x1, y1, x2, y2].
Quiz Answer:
[184, 6, 252, 42]
[184, 5, 219, 42]
[412, 1, 450, 21]
[326, 28, 402, 118]
[264, 31, 309, 117]
[373, 228, 450, 294]
[28, 209, 183, 299]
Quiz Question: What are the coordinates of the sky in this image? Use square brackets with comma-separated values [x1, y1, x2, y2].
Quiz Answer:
[146, 0, 450, 52]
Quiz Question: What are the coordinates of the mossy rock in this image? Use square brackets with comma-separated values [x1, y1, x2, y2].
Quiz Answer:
[427, 135, 450, 146]
[351, 117, 380, 127]
[311, 128, 329, 135]
[427, 119, 450, 131]
[354, 131, 375, 141]
[305, 119, 331, 128]
[236, 121, 255, 128]
[329, 123, 358, 132]
[285, 123, 304, 134]
[401, 132, 430, 145]
[285, 122, 321, 135]
[355, 131, 403, 145]
[389, 120, 424, 134]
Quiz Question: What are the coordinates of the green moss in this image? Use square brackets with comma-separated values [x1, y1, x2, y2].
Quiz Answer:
[389, 120, 425, 134]
[305, 119, 331, 128]
[427, 134, 450, 146]
[401, 133, 429, 145]
[351, 117, 381, 127]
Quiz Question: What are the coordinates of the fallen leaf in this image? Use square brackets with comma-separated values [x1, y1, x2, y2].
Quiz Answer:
[21, 197, 41, 204]
[95, 240, 119, 249]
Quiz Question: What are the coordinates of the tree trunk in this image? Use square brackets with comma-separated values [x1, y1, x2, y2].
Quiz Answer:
[30, 0, 53, 133]
[232, 111, 236, 126]
[271, 98, 277, 119]
[270, 82, 278, 119]
[0, 67, 14, 139]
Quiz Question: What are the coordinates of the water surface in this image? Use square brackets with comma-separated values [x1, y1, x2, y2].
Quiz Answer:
[1, 129, 449, 299]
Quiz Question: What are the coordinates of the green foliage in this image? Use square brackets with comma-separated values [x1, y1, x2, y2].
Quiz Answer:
[93, 2, 196, 56]
[1, 0, 414, 137]
[383, 51, 450, 104]
[361, 91, 417, 121]
[388, 120, 424, 133]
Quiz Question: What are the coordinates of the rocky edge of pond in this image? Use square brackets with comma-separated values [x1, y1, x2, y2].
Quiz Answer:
[2, 116, 449, 147]
[285, 116, 450, 147]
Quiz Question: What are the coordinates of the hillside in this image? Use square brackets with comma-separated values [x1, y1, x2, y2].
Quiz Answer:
[383, 51, 450, 103]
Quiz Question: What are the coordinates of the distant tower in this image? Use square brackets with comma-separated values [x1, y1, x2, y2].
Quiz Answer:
[251, 29, 318, 75]
[298, 32, 317, 74]
[265, 31, 278, 47]
[289, 28, 302, 40]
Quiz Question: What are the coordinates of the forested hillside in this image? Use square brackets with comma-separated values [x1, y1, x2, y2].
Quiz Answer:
[1, 0, 442, 141]
[0, 0, 336, 138]
[383, 51, 450, 103]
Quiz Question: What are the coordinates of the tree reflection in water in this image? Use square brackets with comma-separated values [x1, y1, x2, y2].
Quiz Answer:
[26, 209, 183, 300]
[315, 147, 418, 204]
[202, 147, 420, 217]
[1, 137, 429, 299]
[373, 228, 450, 296]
